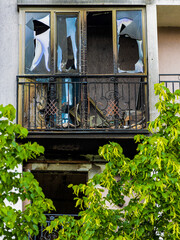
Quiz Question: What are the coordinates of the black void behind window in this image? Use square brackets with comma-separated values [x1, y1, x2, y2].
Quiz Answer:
[87, 11, 113, 74]
[33, 171, 87, 214]
[116, 10, 144, 73]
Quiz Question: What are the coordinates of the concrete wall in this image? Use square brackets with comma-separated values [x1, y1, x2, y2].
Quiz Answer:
[0, 3, 21, 239]
[17, 0, 180, 6]
[0, 0, 19, 108]
[146, 4, 159, 121]
[158, 27, 180, 74]
[17, 0, 148, 6]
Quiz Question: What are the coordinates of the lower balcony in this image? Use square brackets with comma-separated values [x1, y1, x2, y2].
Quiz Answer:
[29, 213, 78, 240]
[17, 75, 149, 135]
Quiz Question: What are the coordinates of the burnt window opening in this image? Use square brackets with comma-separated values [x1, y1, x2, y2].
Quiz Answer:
[87, 11, 113, 74]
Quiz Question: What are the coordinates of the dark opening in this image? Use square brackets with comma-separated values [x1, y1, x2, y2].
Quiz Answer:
[118, 35, 139, 71]
[33, 171, 87, 214]
[87, 11, 113, 74]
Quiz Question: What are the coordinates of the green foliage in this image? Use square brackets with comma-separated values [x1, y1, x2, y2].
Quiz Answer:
[46, 84, 180, 239]
[0, 104, 55, 240]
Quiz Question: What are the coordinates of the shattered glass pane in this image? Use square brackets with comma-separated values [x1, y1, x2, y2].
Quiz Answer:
[57, 15, 78, 73]
[25, 12, 51, 74]
[116, 11, 144, 73]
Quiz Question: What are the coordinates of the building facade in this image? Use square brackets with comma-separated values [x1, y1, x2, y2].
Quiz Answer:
[0, 0, 180, 238]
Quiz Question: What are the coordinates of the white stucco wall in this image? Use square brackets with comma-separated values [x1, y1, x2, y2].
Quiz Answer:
[0, 0, 19, 108]
[0, 2, 21, 239]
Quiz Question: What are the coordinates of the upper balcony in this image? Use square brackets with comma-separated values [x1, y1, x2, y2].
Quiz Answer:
[17, 75, 149, 138]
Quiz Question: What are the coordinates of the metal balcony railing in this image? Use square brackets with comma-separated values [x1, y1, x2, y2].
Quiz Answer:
[29, 213, 78, 240]
[17, 75, 148, 133]
[159, 74, 180, 93]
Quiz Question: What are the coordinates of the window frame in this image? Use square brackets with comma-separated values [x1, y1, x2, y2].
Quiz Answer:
[19, 7, 147, 76]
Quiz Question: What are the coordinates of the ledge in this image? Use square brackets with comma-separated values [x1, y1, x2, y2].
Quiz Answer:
[24, 130, 149, 139]
[17, 0, 147, 6]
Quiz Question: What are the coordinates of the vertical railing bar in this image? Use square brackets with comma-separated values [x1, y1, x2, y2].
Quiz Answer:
[147, 78, 149, 127]
[101, 82, 104, 128]
[84, 78, 88, 130]
[114, 76, 119, 129]
[16, 76, 19, 125]
[87, 83, 90, 129]
[60, 80, 62, 128]
[134, 82, 137, 130]
[67, 80, 70, 129]
[22, 84, 24, 127]
[40, 82, 43, 130]
[74, 80, 77, 129]
[34, 81, 37, 129]
[139, 77, 144, 129]
[128, 82, 131, 128]
[28, 82, 30, 129]
[172, 81, 175, 93]
[141, 78, 144, 129]
[94, 81, 97, 129]
[80, 81, 83, 128]
[122, 83, 124, 99]
[101, 79, 103, 97]
[41, 224, 44, 237]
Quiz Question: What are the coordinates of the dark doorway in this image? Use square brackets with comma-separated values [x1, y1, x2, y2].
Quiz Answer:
[33, 171, 87, 214]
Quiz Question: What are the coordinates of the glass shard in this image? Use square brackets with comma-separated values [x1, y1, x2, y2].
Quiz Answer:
[57, 15, 78, 73]
[117, 11, 144, 73]
[25, 13, 51, 74]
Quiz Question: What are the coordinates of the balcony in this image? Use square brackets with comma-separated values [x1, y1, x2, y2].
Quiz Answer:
[159, 74, 180, 93]
[17, 75, 148, 136]
[29, 213, 78, 240]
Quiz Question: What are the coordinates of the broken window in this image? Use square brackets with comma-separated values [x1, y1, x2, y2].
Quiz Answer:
[116, 10, 144, 73]
[24, 10, 145, 75]
[57, 14, 79, 73]
[25, 12, 51, 74]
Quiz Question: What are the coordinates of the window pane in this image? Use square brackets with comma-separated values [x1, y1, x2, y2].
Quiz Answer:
[87, 11, 113, 74]
[25, 12, 51, 74]
[116, 10, 144, 73]
[57, 15, 79, 73]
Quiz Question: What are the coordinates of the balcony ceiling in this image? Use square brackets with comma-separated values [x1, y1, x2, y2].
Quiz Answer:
[157, 5, 180, 27]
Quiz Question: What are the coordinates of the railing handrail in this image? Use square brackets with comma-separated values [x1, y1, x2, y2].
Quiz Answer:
[17, 74, 148, 79]
[18, 81, 148, 85]
[159, 73, 180, 76]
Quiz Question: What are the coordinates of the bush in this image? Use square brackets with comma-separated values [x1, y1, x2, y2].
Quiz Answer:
[46, 83, 180, 240]
[0, 104, 55, 240]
